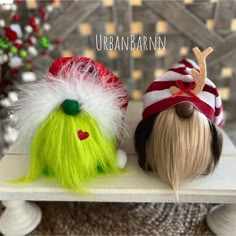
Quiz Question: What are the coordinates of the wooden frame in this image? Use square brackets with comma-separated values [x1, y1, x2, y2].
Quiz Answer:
[32, 0, 236, 113]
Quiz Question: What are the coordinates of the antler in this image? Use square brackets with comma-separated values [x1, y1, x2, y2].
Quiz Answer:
[170, 47, 213, 96]
[191, 47, 213, 95]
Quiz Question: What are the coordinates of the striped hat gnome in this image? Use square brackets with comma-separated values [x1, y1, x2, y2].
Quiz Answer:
[14, 57, 129, 189]
[135, 47, 223, 190]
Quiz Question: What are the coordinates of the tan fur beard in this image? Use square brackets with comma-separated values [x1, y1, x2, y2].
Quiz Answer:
[146, 107, 214, 191]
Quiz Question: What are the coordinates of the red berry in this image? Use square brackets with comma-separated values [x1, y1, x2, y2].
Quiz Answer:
[39, 7, 46, 19]
[29, 17, 36, 28]
[11, 68, 19, 74]
[27, 38, 33, 45]
[14, 43, 23, 49]
[5, 27, 18, 41]
[13, 15, 20, 22]
[55, 39, 62, 45]
[33, 26, 40, 33]
[16, 0, 23, 3]
[39, 7, 45, 14]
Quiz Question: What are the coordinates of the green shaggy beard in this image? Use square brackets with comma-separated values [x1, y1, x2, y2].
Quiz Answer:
[24, 107, 120, 189]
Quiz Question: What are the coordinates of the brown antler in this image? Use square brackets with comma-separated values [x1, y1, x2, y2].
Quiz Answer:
[170, 47, 213, 96]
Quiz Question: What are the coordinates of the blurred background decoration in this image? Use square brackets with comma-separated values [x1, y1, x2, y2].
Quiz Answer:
[1, 0, 236, 156]
[0, 0, 63, 156]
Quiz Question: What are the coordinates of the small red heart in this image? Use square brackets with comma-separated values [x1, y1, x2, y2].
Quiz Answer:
[77, 130, 89, 141]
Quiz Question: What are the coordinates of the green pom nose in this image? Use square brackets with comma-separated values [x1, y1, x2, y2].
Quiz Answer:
[62, 99, 80, 116]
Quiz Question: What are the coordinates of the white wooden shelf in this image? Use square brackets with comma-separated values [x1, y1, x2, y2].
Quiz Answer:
[0, 151, 236, 203]
[1, 102, 236, 236]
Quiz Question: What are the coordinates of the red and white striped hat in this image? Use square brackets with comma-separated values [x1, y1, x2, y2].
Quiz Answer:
[143, 47, 224, 127]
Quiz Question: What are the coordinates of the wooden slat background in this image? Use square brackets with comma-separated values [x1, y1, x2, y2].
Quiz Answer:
[15, 0, 236, 118]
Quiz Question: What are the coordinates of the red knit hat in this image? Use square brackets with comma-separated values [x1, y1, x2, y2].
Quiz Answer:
[143, 47, 224, 127]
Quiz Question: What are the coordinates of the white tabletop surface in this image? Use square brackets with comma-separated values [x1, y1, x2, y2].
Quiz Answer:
[0, 102, 236, 203]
